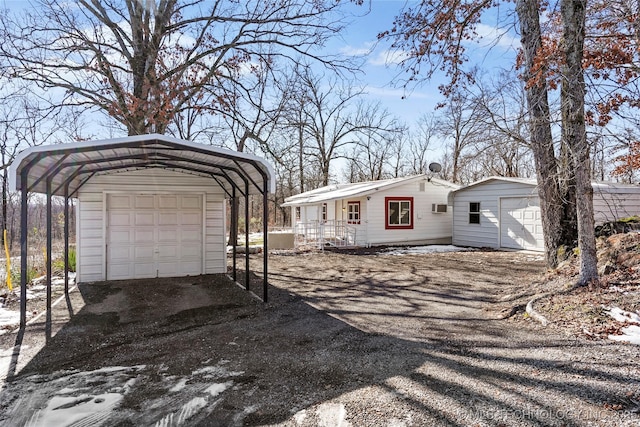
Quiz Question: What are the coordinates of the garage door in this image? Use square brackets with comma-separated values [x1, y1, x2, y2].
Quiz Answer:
[500, 197, 544, 251]
[107, 194, 203, 280]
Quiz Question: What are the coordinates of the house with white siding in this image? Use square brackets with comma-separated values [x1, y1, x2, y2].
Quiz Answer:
[282, 175, 460, 247]
[451, 176, 640, 252]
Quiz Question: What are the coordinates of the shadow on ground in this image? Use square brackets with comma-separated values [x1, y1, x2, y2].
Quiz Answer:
[0, 251, 639, 426]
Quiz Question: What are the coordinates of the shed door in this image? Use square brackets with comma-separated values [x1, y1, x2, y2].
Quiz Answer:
[107, 194, 203, 280]
[500, 197, 544, 251]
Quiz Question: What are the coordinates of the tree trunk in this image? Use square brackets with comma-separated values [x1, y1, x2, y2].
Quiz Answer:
[516, 0, 565, 268]
[561, 0, 598, 284]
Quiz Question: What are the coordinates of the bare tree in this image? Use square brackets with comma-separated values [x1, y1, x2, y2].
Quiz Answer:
[345, 121, 406, 182]
[0, 85, 80, 249]
[0, 0, 361, 136]
[283, 66, 395, 186]
[437, 84, 487, 184]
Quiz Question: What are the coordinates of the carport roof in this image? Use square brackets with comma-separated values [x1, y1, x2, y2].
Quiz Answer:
[10, 134, 275, 197]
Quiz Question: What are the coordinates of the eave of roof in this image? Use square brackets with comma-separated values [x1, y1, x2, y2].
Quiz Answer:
[282, 175, 460, 206]
[450, 176, 537, 194]
[9, 134, 275, 197]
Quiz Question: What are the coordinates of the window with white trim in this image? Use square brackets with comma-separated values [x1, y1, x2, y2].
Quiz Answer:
[321, 203, 327, 222]
[347, 201, 360, 224]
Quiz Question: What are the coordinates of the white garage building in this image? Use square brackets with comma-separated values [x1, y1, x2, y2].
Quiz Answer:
[451, 176, 640, 252]
[10, 134, 275, 325]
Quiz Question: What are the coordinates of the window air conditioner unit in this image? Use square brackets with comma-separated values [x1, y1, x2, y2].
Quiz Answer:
[431, 204, 447, 213]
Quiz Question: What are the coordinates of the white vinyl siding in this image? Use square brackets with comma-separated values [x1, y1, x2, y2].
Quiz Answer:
[452, 180, 538, 250]
[363, 180, 454, 246]
[76, 169, 225, 282]
[593, 185, 640, 224]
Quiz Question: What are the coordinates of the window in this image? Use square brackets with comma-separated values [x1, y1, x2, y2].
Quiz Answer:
[385, 197, 413, 229]
[347, 201, 360, 224]
[321, 203, 327, 222]
[295, 206, 301, 221]
[431, 203, 447, 213]
[469, 202, 481, 224]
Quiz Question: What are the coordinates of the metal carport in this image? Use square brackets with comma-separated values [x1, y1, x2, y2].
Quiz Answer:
[9, 134, 275, 329]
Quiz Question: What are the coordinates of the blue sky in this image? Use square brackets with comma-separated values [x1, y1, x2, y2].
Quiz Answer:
[334, 0, 521, 129]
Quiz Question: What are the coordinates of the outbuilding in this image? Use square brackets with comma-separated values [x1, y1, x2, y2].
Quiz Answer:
[10, 134, 275, 326]
[451, 176, 640, 252]
[282, 175, 460, 248]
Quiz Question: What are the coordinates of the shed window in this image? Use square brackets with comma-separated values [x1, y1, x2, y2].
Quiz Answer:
[385, 197, 413, 229]
[469, 202, 481, 224]
[347, 201, 360, 224]
[322, 203, 327, 222]
[295, 206, 301, 221]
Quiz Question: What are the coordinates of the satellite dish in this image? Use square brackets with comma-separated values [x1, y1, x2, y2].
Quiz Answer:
[428, 162, 442, 173]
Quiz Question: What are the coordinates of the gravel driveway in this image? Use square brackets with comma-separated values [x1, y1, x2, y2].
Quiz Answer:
[0, 249, 639, 426]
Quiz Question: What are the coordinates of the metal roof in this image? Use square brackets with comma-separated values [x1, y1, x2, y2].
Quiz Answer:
[451, 176, 640, 194]
[10, 134, 275, 197]
[282, 175, 460, 207]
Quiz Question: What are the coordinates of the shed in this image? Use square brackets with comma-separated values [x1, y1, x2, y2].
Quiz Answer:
[451, 176, 640, 252]
[10, 134, 275, 326]
[282, 175, 460, 247]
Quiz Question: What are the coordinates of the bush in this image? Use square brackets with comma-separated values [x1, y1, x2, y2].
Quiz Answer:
[10, 266, 40, 286]
[52, 247, 77, 273]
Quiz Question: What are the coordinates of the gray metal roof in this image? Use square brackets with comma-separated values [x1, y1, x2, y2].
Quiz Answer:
[10, 134, 275, 197]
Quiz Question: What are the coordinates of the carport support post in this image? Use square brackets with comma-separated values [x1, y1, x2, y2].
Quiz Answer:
[46, 178, 52, 340]
[262, 180, 268, 302]
[244, 183, 250, 291]
[231, 190, 237, 282]
[64, 185, 69, 294]
[19, 170, 28, 328]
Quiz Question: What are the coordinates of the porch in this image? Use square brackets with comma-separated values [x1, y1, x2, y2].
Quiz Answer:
[293, 220, 358, 249]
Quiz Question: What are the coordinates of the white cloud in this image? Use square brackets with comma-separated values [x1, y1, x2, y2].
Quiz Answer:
[364, 85, 434, 100]
[339, 42, 375, 57]
[368, 48, 409, 66]
[472, 23, 520, 50]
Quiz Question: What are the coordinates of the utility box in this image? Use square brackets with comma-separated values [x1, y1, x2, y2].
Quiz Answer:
[268, 232, 295, 250]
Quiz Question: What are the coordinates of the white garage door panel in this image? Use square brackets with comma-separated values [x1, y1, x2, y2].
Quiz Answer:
[500, 197, 544, 251]
[135, 195, 155, 209]
[182, 195, 202, 209]
[182, 212, 201, 225]
[135, 212, 155, 226]
[159, 195, 178, 209]
[159, 212, 178, 225]
[109, 195, 131, 209]
[182, 246, 201, 258]
[107, 194, 203, 280]
[134, 263, 155, 278]
[158, 229, 178, 242]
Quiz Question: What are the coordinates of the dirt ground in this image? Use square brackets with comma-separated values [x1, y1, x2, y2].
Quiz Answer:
[0, 248, 639, 426]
